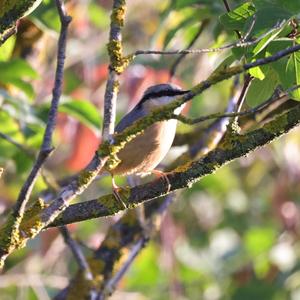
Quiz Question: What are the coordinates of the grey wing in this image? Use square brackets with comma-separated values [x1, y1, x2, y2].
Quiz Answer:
[115, 106, 147, 133]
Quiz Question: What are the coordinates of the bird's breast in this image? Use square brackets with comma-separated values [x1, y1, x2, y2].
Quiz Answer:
[111, 120, 177, 176]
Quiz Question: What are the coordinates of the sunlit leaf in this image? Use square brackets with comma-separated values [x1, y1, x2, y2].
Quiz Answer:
[0, 36, 16, 61]
[219, 2, 255, 31]
[249, 66, 265, 80]
[285, 50, 300, 101]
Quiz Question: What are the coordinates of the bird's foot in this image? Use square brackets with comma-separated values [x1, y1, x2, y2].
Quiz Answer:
[151, 170, 171, 193]
[112, 178, 127, 209]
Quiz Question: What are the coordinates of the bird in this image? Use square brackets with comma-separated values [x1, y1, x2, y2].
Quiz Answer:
[108, 83, 190, 202]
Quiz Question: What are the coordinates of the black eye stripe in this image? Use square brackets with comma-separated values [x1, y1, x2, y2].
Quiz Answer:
[137, 89, 189, 108]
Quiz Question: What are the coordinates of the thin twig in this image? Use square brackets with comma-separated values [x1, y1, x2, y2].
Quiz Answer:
[60, 226, 94, 281]
[12, 0, 71, 220]
[0, 26, 17, 46]
[222, 0, 242, 39]
[134, 20, 285, 57]
[100, 238, 146, 299]
[188, 75, 246, 159]
[222, 0, 231, 13]
[169, 20, 209, 79]
[172, 85, 300, 125]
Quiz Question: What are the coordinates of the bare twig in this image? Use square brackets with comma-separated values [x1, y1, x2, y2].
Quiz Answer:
[0, 26, 17, 46]
[12, 0, 71, 220]
[134, 21, 285, 57]
[60, 226, 94, 281]
[187, 75, 247, 159]
[0, 0, 71, 269]
[99, 238, 146, 299]
[222, 0, 231, 12]
[169, 20, 209, 79]
[222, 0, 242, 39]
[172, 86, 299, 125]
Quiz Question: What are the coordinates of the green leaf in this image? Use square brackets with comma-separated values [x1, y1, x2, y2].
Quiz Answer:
[2, 78, 35, 99]
[0, 59, 37, 100]
[285, 51, 300, 101]
[0, 59, 38, 80]
[252, 24, 286, 56]
[246, 67, 279, 107]
[219, 2, 255, 31]
[213, 55, 235, 73]
[266, 40, 300, 100]
[250, 2, 292, 35]
[249, 66, 265, 80]
[30, 1, 60, 32]
[59, 99, 101, 134]
[0, 111, 23, 158]
[254, 0, 300, 14]
[0, 36, 16, 61]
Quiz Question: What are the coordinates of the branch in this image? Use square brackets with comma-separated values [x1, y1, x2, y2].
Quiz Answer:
[49, 102, 300, 227]
[0, 26, 17, 46]
[1, 34, 299, 267]
[100, 42, 300, 171]
[222, 0, 242, 39]
[102, 0, 127, 140]
[0, 0, 71, 269]
[172, 86, 299, 126]
[133, 20, 285, 57]
[60, 226, 94, 281]
[60, 195, 175, 300]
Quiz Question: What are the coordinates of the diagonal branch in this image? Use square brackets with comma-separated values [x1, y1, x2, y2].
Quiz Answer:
[100, 43, 300, 171]
[49, 101, 300, 227]
[0, 0, 71, 269]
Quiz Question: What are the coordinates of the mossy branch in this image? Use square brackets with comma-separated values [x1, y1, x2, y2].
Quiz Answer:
[1, 36, 299, 269]
[50, 102, 300, 227]
[0, 0, 42, 40]
[99, 43, 300, 172]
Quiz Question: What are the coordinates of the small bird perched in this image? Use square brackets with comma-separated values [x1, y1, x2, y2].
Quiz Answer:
[109, 83, 190, 196]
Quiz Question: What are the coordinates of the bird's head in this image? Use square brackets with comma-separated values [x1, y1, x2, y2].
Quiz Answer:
[137, 83, 190, 114]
